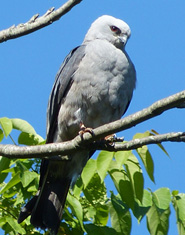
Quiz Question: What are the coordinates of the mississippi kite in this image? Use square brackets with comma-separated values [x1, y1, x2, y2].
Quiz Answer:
[18, 15, 136, 234]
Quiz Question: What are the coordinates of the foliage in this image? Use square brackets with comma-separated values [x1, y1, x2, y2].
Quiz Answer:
[0, 117, 185, 234]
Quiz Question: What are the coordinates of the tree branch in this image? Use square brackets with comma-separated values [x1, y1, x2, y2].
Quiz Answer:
[0, 131, 185, 160]
[0, 90, 185, 159]
[0, 0, 82, 43]
[94, 132, 185, 152]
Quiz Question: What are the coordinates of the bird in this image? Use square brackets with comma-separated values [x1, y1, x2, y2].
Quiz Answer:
[18, 15, 136, 234]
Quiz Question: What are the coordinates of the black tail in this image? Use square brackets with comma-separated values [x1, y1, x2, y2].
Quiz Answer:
[18, 177, 71, 235]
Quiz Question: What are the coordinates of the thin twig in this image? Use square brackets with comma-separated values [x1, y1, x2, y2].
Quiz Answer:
[0, 0, 82, 43]
[94, 132, 185, 152]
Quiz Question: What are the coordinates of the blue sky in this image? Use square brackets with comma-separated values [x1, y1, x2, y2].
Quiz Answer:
[1, 0, 185, 234]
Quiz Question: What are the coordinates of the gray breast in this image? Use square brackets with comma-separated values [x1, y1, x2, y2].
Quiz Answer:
[57, 39, 136, 141]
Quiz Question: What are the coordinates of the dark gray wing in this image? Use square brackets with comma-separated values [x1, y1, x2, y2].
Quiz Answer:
[46, 45, 86, 143]
[39, 45, 86, 187]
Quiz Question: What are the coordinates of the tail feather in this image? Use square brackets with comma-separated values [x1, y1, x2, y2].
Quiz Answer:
[31, 178, 71, 233]
[18, 177, 71, 235]
[18, 195, 38, 224]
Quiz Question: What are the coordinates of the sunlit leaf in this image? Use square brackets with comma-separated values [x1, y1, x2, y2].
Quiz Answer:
[0, 128, 4, 142]
[175, 194, 185, 221]
[0, 157, 11, 183]
[147, 204, 170, 235]
[172, 190, 179, 196]
[0, 117, 12, 137]
[134, 131, 151, 139]
[133, 189, 152, 222]
[147, 188, 171, 235]
[124, 153, 144, 203]
[151, 129, 169, 157]
[142, 190, 153, 208]
[67, 193, 85, 231]
[81, 159, 97, 188]
[0, 172, 20, 194]
[108, 161, 134, 210]
[6, 216, 26, 234]
[114, 150, 131, 169]
[18, 132, 44, 145]
[11, 118, 36, 134]
[73, 177, 83, 199]
[97, 151, 113, 182]
[109, 192, 131, 234]
[136, 145, 155, 183]
[0, 216, 6, 227]
[152, 188, 171, 210]
[94, 204, 109, 226]
[83, 173, 107, 206]
[173, 193, 185, 234]
[20, 170, 38, 188]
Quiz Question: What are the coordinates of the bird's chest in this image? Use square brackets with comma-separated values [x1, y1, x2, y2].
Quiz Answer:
[75, 50, 131, 125]
[58, 44, 134, 140]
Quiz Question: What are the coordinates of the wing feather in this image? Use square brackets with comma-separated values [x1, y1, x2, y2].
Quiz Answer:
[40, 45, 86, 187]
[46, 45, 86, 143]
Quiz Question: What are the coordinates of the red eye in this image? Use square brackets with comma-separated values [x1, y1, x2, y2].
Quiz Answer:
[110, 25, 121, 34]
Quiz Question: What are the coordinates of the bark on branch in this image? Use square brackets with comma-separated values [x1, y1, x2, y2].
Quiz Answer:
[0, 0, 82, 43]
[0, 90, 185, 159]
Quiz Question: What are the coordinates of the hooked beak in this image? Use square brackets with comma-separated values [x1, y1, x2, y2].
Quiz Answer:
[119, 34, 129, 46]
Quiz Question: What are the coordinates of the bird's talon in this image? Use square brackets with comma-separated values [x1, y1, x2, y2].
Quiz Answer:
[79, 122, 94, 138]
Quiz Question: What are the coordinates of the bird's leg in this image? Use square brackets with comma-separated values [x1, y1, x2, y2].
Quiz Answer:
[79, 122, 94, 138]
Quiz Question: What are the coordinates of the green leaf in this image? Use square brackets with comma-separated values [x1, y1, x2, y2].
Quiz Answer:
[18, 132, 44, 145]
[80, 173, 108, 225]
[97, 151, 113, 182]
[0, 216, 6, 227]
[67, 193, 85, 231]
[134, 131, 151, 139]
[136, 145, 155, 183]
[73, 177, 83, 199]
[134, 130, 169, 183]
[94, 204, 109, 226]
[0, 117, 12, 137]
[0, 128, 4, 142]
[27, 182, 38, 192]
[109, 192, 131, 234]
[172, 193, 185, 234]
[175, 194, 185, 221]
[151, 130, 169, 157]
[108, 161, 134, 210]
[108, 160, 124, 191]
[147, 204, 170, 235]
[85, 224, 117, 235]
[10, 118, 44, 145]
[81, 159, 97, 188]
[152, 188, 171, 210]
[6, 216, 26, 234]
[133, 189, 152, 222]
[114, 150, 131, 169]
[83, 173, 107, 206]
[11, 118, 36, 134]
[0, 157, 11, 183]
[124, 153, 144, 203]
[172, 190, 179, 196]
[16, 160, 29, 172]
[0, 172, 20, 194]
[20, 170, 38, 188]
[147, 188, 171, 235]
